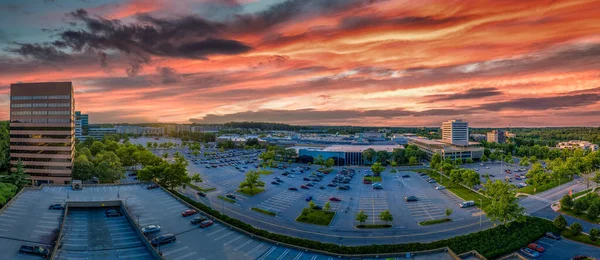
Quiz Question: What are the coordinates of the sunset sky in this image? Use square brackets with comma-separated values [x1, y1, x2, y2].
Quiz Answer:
[1, 0, 599, 127]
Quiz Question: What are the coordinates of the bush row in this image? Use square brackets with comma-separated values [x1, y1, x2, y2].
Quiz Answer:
[172, 191, 557, 259]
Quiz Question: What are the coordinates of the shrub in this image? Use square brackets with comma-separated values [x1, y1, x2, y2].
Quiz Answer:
[587, 203, 600, 220]
[570, 222, 583, 236]
[589, 227, 599, 241]
[553, 215, 567, 231]
[560, 195, 574, 210]
[573, 200, 587, 214]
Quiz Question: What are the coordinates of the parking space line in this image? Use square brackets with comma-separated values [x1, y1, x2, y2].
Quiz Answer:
[163, 246, 189, 256]
[276, 249, 290, 260]
[214, 231, 234, 241]
[114, 241, 141, 246]
[119, 253, 151, 259]
[244, 242, 265, 256]
[223, 234, 244, 245]
[233, 239, 253, 251]
[293, 251, 303, 260]
[310, 254, 318, 260]
[258, 246, 277, 260]
[172, 252, 197, 260]
[207, 227, 226, 236]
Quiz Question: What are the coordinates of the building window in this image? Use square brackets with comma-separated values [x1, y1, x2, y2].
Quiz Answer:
[48, 111, 70, 115]
[32, 103, 48, 108]
[48, 103, 70, 108]
[32, 111, 48, 115]
[11, 96, 33, 100]
[11, 111, 32, 116]
[48, 95, 70, 100]
[11, 103, 32, 108]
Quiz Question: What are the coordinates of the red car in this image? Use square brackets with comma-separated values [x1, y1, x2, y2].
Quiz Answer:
[181, 209, 197, 217]
[527, 243, 544, 252]
[300, 185, 309, 189]
[329, 197, 341, 202]
[363, 180, 372, 184]
[199, 220, 214, 228]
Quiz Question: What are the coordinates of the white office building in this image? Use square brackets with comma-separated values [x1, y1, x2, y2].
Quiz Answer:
[441, 119, 469, 146]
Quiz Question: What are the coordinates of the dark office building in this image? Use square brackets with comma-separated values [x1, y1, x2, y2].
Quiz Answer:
[9, 82, 75, 185]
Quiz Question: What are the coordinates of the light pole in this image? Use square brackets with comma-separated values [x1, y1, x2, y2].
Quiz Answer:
[117, 186, 120, 198]
[136, 214, 140, 227]
[479, 199, 483, 230]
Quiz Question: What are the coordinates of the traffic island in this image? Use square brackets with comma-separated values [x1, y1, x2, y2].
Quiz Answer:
[356, 224, 392, 229]
[295, 208, 335, 226]
[419, 218, 452, 226]
[237, 187, 265, 196]
[217, 196, 236, 203]
[251, 207, 276, 216]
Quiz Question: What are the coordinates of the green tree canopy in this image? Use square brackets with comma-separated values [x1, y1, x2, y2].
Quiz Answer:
[379, 210, 393, 225]
[239, 170, 265, 195]
[371, 162, 385, 176]
[356, 210, 368, 225]
[553, 215, 567, 230]
[483, 179, 525, 225]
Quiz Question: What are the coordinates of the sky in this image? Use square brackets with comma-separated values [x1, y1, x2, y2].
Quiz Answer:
[0, 0, 599, 127]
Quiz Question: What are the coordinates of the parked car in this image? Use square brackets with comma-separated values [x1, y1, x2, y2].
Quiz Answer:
[288, 187, 298, 191]
[319, 186, 325, 189]
[427, 179, 437, 183]
[105, 209, 119, 215]
[402, 174, 410, 178]
[190, 216, 207, 224]
[329, 197, 341, 202]
[373, 185, 383, 190]
[301, 185, 309, 189]
[141, 225, 161, 234]
[226, 193, 236, 199]
[306, 196, 312, 201]
[181, 209, 198, 217]
[199, 220, 214, 228]
[527, 243, 544, 253]
[306, 183, 314, 187]
[338, 186, 350, 190]
[404, 196, 418, 202]
[147, 184, 159, 190]
[520, 247, 540, 258]
[48, 204, 64, 210]
[327, 183, 337, 187]
[150, 234, 176, 246]
[363, 180, 372, 184]
[276, 179, 284, 183]
[544, 232, 562, 240]
[436, 185, 446, 190]
[460, 201, 475, 208]
[18, 245, 50, 257]
[197, 191, 206, 196]
[303, 177, 311, 181]
[106, 211, 122, 217]
[271, 181, 280, 185]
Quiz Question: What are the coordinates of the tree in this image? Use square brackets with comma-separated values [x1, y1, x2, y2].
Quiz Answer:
[90, 141, 105, 156]
[480, 154, 488, 162]
[362, 149, 376, 164]
[324, 201, 331, 211]
[440, 163, 454, 176]
[570, 222, 583, 236]
[371, 162, 385, 176]
[0, 182, 18, 206]
[138, 155, 189, 189]
[162, 152, 169, 160]
[308, 200, 316, 209]
[461, 169, 481, 188]
[483, 179, 525, 225]
[190, 173, 203, 183]
[325, 158, 335, 168]
[408, 156, 418, 165]
[238, 170, 264, 195]
[590, 227, 599, 241]
[573, 199, 587, 214]
[379, 210, 393, 225]
[465, 158, 474, 164]
[313, 155, 325, 167]
[72, 156, 95, 181]
[430, 153, 442, 169]
[526, 162, 550, 193]
[587, 203, 600, 220]
[445, 208, 453, 220]
[553, 215, 567, 231]
[519, 156, 529, 166]
[449, 169, 463, 187]
[1, 160, 31, 187]
[560, 195, 574, 210]
[390, 161, 398, 172]
[454, 158, 463, 165]
[375, 150, 390, 164]
[356, 210, 368, 225]
[245, 138, 259, 147]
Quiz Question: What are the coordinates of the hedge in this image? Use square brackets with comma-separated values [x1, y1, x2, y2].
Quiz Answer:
[172, 190, 557, 259]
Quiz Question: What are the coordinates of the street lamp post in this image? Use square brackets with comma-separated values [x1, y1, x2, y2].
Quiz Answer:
[479, 199, 483, 230]
[136, 214, 140, 227]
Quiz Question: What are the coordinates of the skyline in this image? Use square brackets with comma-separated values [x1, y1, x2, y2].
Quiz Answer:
[1, 0, 600, 127]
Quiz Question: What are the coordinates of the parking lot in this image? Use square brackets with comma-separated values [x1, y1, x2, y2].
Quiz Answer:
[461, 161, 531, 188]
[55, 207, 153, 259]
[520, 236, 600, 260]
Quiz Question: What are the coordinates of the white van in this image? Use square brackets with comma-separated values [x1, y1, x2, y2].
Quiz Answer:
[460, 201, 475, 208]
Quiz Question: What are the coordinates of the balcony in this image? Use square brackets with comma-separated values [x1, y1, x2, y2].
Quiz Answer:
[10, 153, 72, 159]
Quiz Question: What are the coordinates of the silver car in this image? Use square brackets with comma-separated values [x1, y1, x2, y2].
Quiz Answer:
[141, 224, 161, 234]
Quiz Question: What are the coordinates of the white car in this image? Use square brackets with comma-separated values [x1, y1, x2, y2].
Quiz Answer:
[289, 174, 295, 178]
[436, 186, 445, 190]
[141, 224, 161, 234]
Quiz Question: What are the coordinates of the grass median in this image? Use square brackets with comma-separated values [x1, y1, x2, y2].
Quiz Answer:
[257, 170, 273, 175]
[363, 176, 382, 182]
[295, 208, 335, 226]
[356, 224, 392, 228]
[562, 231, 600, 247]
[251, 207, 277, 216]
[237, 187, 265, 196]
[572, 189, 593, 198]
[419, 169, 490, 210]
[218, 196, 236, 203]
[188, 183, 216, 192]
[517, 176, 571, 195]
[419, 218, 452, 226]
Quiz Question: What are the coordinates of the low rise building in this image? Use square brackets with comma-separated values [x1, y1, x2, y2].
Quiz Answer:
[88, 127, 117, 140]
[408, 138, 484, 160]
[296, 144, 403, 166]
[141, 127, 164, 135]
[486, 130, 506, 143]
[556, 140, 598, 151]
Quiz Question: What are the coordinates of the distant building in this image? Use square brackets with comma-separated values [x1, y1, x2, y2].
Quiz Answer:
[391, 134, 412, 145]
[470, 134, 487, 142]
[486, 130, 506, 143]
[505, 132, 516, 138]
[10, 82, 75, 185]
[217, 135, 266, 146]
[141, 127, 164, 135]
[408, 138, 484, 160]
[116, 126, 141, 135]
[191, 125, 222, 133]
[88, 128, 117, 140]
[441, 119, 469, 146]
[74, 111, 88, 140]
[164, 124, 176, 134]
[295, 144, 403, 166]
[556, 140, 598, 151]
[176, 124, 191, 133]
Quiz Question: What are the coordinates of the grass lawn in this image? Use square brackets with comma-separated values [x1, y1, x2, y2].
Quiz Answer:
[188, 183, 216, 192]
[356, 224, 392, 228]
[295, 208, 335, 226]
[423, 169, 491, 210]
[559, 208, 599, 224]
[517, 176, 572, 195]
[251, 207, 276, 216]
[237, 187, 265, 196]
[573, 189, 593, 198]
[419, 218, 452, 226]
[363, 176, 382, 182]
[390, 169, 397, 173]
[562, 231, 600, 247]
[318, 168, 333, 174]
[257, 170, 273, 175]
[217, 196, 236, 203]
